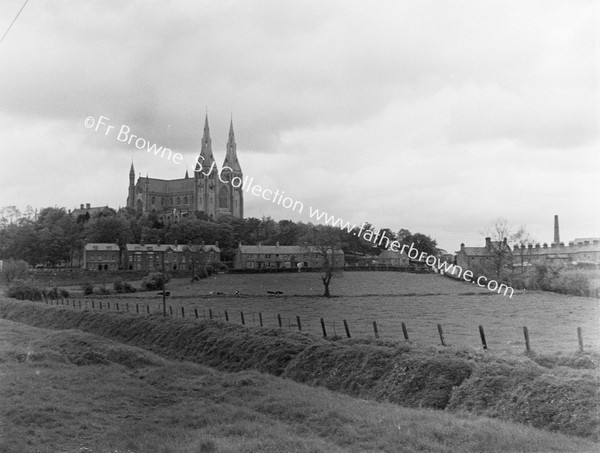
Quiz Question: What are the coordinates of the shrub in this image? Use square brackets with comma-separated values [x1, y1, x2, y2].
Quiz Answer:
[141, 272, 170, 291]
[122, 281, 136, 293]
[209, 260, 227, 272]
[45, 287, 70, 299]
[7, 280, 43, 301]
[1, 259, 29, 284]
[95, 285, 110, 295]
[113, 278, 124, 293]
[195, 266, 209, 279]
[82, 282, 94, 295]
[205, 265, 214, 276]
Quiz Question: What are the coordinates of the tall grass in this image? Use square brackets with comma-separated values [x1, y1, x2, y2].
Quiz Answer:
[0, 298, 598, 441]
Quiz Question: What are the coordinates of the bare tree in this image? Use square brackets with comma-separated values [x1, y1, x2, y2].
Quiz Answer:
[301, 225, 342, 298]
[481, 218, 534, 278]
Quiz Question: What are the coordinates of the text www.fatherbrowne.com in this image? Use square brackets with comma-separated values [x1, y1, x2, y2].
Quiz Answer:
[307, 207, 515, 298]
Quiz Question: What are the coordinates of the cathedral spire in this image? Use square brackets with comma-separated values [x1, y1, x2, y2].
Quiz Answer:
[223, 118, 242, 172]
[185, 168, 189, 179]
[195, 114, 216, 175]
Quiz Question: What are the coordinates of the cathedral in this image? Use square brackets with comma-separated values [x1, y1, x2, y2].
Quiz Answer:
[126, 116, 244, 222]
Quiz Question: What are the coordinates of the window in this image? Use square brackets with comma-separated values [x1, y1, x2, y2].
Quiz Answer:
[152, 196, 156, 205]
[184, 196, 188, 205]
[176, 197, 181, 205]
[161, 198, 166, 206]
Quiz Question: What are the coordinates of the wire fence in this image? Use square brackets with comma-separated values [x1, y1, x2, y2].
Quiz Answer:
[40, 296, 590, 354]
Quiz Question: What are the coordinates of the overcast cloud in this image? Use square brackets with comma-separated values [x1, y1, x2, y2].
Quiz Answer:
[0, 0, 597, 251]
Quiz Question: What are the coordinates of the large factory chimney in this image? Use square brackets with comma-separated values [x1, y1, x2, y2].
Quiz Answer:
[554, 215, 560, 245]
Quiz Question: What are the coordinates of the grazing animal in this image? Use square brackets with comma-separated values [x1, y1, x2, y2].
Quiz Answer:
[267, 290, 283, 295]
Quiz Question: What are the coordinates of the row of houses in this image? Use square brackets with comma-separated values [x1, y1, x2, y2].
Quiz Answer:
[456, 237, 600, 271]
[83, 242, 346, 271]
[83, 243, 221, 271]
[233, 243, 345, 270]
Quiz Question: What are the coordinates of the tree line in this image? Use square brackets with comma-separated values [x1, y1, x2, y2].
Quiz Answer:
[0, 205, 438, 267]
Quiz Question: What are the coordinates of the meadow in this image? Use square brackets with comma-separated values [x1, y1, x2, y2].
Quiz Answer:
[70, 271, 600, 354]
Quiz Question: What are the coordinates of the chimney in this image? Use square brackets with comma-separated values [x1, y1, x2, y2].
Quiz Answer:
[86, 203, 91, 209]
[460, 243, 465, 251]
[485, 237, 491, 249]
[80, 204, 84, 209]
[554, 215, 560, 245]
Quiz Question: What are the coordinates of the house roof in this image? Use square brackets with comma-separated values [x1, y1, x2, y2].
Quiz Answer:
[378, 249, 408, 258]
[124, 243, 221, 253]
[239, 245, 343, 255]
[71, 206, 112, 217]
[85, 243, 119, 251]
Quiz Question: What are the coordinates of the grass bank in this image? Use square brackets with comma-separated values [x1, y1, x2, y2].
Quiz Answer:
[0, 298, 598, 442]
[2, 318, 598, 453]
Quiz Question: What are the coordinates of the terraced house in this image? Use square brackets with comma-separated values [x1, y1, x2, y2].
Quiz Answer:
[234, 243, 344, 270]
[83, 243, 120, 270]
[82, 243, 220, 271]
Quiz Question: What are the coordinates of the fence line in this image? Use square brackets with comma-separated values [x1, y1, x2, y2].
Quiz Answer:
[39, 297, 589, 353]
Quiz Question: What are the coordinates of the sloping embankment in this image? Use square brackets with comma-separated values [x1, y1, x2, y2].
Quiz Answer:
[0, 298, 597, 440]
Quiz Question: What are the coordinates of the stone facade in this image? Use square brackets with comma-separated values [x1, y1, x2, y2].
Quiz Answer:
[83, 243, 120, 270]
[127, 116, 243, 222]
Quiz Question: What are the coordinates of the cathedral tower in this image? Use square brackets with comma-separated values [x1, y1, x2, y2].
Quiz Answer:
[219, 118, 244, 218]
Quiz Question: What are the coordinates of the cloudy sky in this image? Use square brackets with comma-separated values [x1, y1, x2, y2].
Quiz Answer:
[0, 0, 597, 252]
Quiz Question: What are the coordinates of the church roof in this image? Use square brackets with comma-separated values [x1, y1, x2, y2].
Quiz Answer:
[141, 177, 194, 194]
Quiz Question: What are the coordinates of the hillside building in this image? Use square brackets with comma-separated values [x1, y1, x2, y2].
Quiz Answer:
[126, 116, 243, 222]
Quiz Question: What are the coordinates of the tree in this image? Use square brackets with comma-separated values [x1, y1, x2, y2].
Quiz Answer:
[1, 259, 28, 284]
[400, 232, 438, 257]
[481, 218, 533, 279]
[301, 225, 342, 298]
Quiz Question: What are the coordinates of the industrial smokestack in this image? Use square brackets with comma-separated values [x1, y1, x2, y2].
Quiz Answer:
[554, 215, 560, 245]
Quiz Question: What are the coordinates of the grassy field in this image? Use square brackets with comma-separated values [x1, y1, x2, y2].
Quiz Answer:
[1, 317, 598, 453]
[55, 271, 600, 354]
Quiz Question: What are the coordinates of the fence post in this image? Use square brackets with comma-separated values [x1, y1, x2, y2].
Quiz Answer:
[78, 300, 82, 308]
[240, 311, 245, 325]
[437, 323, 446, 346]
[169, 306, 173, 316]
[296, 316, 302, 331]
[194, 308, 198, 319]
[107, 302, 110, 310]
[99, 301, 102, 310]
[136, 303, 139, 313]
[92, 300, 95, 310]
[401, 322, 409, 341]
[224, 310, 229, 321]
[181, 307, 185, 318]
[126, 303, 129, 312]
[577, 327, 584, 352]
[320, 318, 327, 337]
[116, 303, 119, 311]
[277, 314, 282, 328]
[259, 312, 263, 327]
[373, 321, 379, 339]
[146, 304, 150, 314]
[209, 309, 213, 320]
[523, 326, 531, 352]
[343, 319, 351, 338]
[479, 325, 488, 350]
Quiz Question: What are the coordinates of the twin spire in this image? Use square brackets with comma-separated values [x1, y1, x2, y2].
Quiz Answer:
[195, 114, 241, 175]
